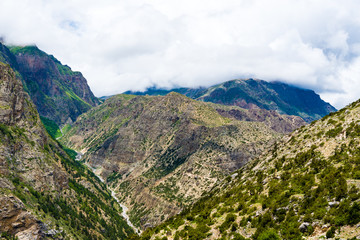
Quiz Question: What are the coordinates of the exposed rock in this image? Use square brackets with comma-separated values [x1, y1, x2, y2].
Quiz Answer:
[299, 222, 310, 232]
[329, 201, 340, 207]
[216, 107, 305, 134]
[231, 173, 238, 179]
[0, 194, 43, 238]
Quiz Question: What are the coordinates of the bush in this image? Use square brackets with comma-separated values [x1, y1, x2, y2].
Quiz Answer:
[258, 229, 280, 240]
[326, 226, 336, 238]
[347, 202, 360, 225]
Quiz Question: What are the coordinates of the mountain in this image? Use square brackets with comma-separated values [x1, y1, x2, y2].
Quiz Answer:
[0, 63, 134, 239]
[125, 79, 336, 122]
[140, 98, 360, 239]
[0, 43, 99, 125]
[60, 93, 305, 230]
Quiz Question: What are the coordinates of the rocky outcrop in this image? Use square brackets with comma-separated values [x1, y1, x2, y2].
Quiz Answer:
[0, 62, 54, 238]
[0, 195, 44, 239]
[0, 62, 26, 124]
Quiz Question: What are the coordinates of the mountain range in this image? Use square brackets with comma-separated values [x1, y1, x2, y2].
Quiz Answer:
[59, 92, 305, 230]
[0, 43, 350, 240]
[125, 79, 336, 123]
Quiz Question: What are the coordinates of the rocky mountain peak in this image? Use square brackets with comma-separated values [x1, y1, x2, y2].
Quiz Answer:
[0, 44, 101, 125]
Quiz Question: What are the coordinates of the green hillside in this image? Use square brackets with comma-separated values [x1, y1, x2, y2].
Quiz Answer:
[140, 99, 360, 239]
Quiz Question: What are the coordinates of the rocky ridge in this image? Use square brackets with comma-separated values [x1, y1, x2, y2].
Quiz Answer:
[126, 78, 336, 122]
[0, 43, 99, 125]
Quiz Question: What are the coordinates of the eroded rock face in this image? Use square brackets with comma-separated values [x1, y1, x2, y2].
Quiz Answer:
[0, 63, 25, 124]
[0, 195, 44, 239]
[13, 47, 99, 125]
[0, 63, 67, 190]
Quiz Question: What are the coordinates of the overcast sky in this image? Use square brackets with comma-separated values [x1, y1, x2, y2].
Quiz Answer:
[2, 0, 360, 108]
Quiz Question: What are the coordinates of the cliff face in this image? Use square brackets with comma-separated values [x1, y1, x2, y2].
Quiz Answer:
[0, 63, 133, 239]
[143, 98, 360, 240]
[60, 93, 304, 230]
[126, 78, 337, 122]
[0, 44, 99, 125]
[0, 62, 51, 239]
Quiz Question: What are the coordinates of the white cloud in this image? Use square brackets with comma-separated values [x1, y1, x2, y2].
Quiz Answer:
[1, 0, 360, 108]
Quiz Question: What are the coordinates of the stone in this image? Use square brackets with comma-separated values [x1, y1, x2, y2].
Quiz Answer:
[299, 222, 310, 232]
[329, 201, 339, 207]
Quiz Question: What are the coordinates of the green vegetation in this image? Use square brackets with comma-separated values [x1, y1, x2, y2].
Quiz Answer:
[39, 116, 78, 159]
[0, 232, 18, 240]
[40, 116, 62, 139]
[8, 45, 46, 56]
[5, 132, 135, 239]
[137, 100, 360, 239]
[11, 162, 134, 239]
[127, 79, 336, 122]
[61, 123, 72, 135]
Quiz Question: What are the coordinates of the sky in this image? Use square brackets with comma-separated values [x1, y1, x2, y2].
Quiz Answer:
[1, 1, 360, 108]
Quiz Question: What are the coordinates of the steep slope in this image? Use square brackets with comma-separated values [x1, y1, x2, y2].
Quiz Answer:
[126, 79, 336, 122]
[0, 63, 133, 239]
[211, 103, 306, 134]
[0, 43, 99, 125]
[60, 93, 304, 230]
[142, 99, 360, 239]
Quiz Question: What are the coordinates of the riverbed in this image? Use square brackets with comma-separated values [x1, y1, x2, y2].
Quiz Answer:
[75, 152, 141, 234]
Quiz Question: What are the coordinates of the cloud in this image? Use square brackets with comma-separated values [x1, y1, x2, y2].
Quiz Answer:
[1, 0, 360, 108]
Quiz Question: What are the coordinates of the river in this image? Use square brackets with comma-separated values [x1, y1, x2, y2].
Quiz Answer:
[75, 152, 141, 234]
[111, 190, 141, 234]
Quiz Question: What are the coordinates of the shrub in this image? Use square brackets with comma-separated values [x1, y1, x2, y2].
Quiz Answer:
[326, 226, 336, 238]
[258, 229, 280, 240]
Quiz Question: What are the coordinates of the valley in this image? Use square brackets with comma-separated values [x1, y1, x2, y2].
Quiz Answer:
[1, 42, 355, 240]
[58, 92, 307, 230]
[0, 62, 134, 239]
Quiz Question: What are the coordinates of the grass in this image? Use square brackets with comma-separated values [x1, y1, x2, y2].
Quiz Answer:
[8, 45, 46, 57]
